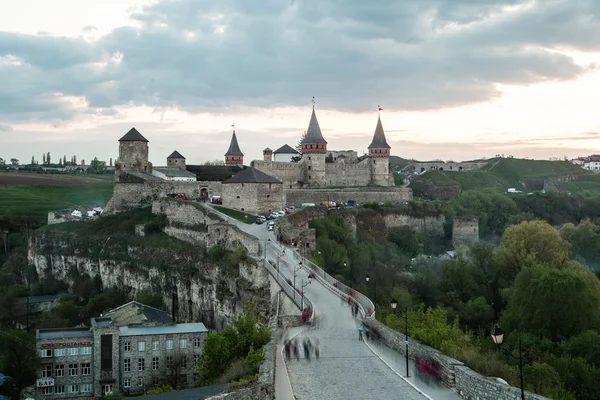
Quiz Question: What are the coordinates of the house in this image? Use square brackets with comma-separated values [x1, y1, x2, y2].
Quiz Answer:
[272, 144, 299, 163]
[152, 167, 197, 182]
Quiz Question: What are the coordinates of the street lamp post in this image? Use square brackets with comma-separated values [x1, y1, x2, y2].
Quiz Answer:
[405, 307, 410, 378]
[491, 325, 525, 400]
[390, 298, 398, 314]
[293, 262, 303, 292]
[365, 274, 377, 306]
[264, 238, 271, 258]
[300, 274, 312, 309]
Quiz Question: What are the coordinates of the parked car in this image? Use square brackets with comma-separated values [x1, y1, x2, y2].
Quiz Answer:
[267, 221, 275, 231]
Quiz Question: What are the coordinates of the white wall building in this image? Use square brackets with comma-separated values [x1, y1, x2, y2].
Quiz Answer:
[152, 167, 197, 182]
[272, 144, 299, 163]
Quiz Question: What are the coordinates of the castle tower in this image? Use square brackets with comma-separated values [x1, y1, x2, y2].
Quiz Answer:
[368, 115, 391, 186]
[263, 147, 273, 162]
[117, 128, 152, 182]
[301, 105, 327, 186]
[224, 129, 244, 165]
[167, 150, 186, 169]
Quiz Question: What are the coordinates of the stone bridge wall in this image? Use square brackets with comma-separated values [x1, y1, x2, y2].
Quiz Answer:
[364, 318, 548, 400]
[284, 187, 412, 206]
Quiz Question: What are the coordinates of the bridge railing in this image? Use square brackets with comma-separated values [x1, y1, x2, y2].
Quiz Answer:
[290, 248, 375, 319]
[261, 258, 313, 314]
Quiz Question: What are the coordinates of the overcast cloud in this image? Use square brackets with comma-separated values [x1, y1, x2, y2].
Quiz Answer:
[0, 0, 599, 124]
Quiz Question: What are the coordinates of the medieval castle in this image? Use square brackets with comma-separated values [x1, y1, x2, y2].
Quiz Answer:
[106, 107, 411, 214]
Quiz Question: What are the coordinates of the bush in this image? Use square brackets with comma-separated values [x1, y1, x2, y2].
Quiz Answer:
[145, 385, 175, 395]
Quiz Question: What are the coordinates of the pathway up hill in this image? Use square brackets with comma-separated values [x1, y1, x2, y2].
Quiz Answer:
[410, 157, 591, 199]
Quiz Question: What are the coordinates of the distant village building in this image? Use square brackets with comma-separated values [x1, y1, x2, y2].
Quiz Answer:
[152, 167, 197, 182]
[272, 144, 299, 163]
[571, 154, 600, 172]
[34, 301, 208, 399]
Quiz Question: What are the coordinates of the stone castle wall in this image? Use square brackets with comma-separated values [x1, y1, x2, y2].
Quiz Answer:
[452, 217, 479, 248]
[323, 161, 372, 186]
[222, 182, 284, 214]
[152, 199, 260, 256]
[251, 160, 305, 189]
[284, 187, 412, 206]
[407, 161, 488, 172]
[105, 181, 223, 213]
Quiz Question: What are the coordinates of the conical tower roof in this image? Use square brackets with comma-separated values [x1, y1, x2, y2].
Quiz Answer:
[368, 115, 390, 149]
[119, 127, 149, 142]
[302, 108, 327, 145]
[225, 131, 244, 157]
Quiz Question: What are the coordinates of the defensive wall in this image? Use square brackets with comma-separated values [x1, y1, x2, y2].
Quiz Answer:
[322, 161, 372, 187]
[284, 187, 412, 206]
[251, 160, 305, 189]
[452, 216, 479, 248]
[105, 180, 223, 213]
[222, 181, 284, 214]
[151, 198, 260, 256]
[405, 161, 488, 172]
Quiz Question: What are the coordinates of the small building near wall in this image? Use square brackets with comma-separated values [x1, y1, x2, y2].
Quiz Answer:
[35, 301, 208, 399]
[152, 167, 197, 182]
[222, 166, 284, 214]
[273, 144, 299, 163]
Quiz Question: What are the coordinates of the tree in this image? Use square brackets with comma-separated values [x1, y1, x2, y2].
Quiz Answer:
[10, 158, 18, 166]
[448, 190, 518, 237]
[291, 131, 306, 162]
[46, 152, 51, 165]
[30, 156, 35, 165]
[136, 288, 165, 310]
[90, 157, 106, 173]
[63, 155, 67, 165]
[0, 157, 5, 165]
[43, 153, 46, 165]
[497, 220, 570, 283]
[500, 264, 600, 341]
[204, 160, 225, 166]
[0, 329, 39, 400]
[73, 155, 77, 165]
[109, 157, 113, 167]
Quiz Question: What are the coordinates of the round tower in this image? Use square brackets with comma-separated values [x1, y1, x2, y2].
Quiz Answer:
[224, 129, 244, 165]
[368, 115, 391, 186]
[302, 106, 328, 186]
[263, 147, 273, 162]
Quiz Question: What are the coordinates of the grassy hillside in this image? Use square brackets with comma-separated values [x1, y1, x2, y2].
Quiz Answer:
[410, 158, 591, 196]
[389, 155, 410, 169]
[555, 174, 600, 194]
[0, 175, 113, 224]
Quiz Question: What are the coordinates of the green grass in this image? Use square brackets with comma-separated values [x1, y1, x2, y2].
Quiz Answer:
[555, 174, 600, 195]
[0, 183, 113, 224]
[211, 206, 258, 224]
[390, 155, 410, 169]
[480, 158, 587, 179]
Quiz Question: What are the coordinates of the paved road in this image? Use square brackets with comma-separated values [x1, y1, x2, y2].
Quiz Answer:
[207, 205, 432, 400]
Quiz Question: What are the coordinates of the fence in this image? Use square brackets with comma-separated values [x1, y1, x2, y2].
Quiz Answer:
[261, 258, 313, 314]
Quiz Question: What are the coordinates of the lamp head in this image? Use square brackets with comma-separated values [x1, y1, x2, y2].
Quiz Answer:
[491, 325, 505, 345]
[391, 298, 398, 309]
[365, 275, 370, 282]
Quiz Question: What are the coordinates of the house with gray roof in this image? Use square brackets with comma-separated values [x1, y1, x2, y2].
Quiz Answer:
[222, 167, 283, 213]
[273, 144, 299, 162]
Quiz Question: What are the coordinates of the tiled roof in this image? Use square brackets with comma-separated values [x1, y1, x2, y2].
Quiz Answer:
[186, 165, 244, 181]
[167, 150, 185, 159]
[302, 108, 327, 144]
[368, 116, 391, 149]
[223, 166, 281, 184]
[105, 301, 173, 326]
[225, 131, 244, 157]
[17, 295, 59, 304]
[263, 147, 273, 152]
[37, 327, 93, 340]
[274, 144, 299, 154]
[119, 322, 208, 336]
[119, 127, 149, 142]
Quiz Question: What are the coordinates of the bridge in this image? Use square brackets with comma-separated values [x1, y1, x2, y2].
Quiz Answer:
[207, 206, 461, 400]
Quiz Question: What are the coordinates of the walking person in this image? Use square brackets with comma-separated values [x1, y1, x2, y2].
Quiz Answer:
[359, 329, 364, 342]
[284, 339, 291, 361]
[314, 338, 320, 359]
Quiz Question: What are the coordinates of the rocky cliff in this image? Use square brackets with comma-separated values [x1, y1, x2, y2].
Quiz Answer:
[28, 228, 272, 330]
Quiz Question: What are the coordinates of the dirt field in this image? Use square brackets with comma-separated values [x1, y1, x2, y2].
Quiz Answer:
[0, 173, 92, 186]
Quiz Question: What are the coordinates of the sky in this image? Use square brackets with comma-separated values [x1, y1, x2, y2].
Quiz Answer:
[1, 0, 600, 166]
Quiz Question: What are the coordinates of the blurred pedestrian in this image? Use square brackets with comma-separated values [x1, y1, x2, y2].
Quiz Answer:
[314, 338, 320, 359]
[284, 339, 291, 361]
[292, 339, 299, 361]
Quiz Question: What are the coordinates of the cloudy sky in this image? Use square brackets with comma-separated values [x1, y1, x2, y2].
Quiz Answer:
[1, 0, 600, 165]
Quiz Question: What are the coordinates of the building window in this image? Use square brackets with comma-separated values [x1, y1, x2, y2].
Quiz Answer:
[194, 338, 202, 348]
[54, 348, 66, 357]
[54, 385, 65, 395]
[152, 357, 159, 370]
[67, 384, 78, 394]
[152, 341, 159, 351]
[236, 195, 240, 198]
[69, 364, 78, 376]
[80, 347, 92, 355]
[66, 347, 79, 356]
[308, 175, 311, 180]
[41, 387, 53, 395]
[81, 383, 92, 393]
[308, 166, 311, 171]
[55, 364, 65, 377]
[194, 354, 200, 365]
[138, 378, 143, 387]
[180, 339, 187, 349]
[81, 362, 91, 376]
[308, 157, 311, 160]
[181, 356, 187, 368]
[153, 377, 160, 385]
[123, 358, 131, 372]
[166, 340, 173, 350]
[42, 364, 53, 378]
[138, 341, 146, 352]
[138, 358, 145, 371]
[41, 349, 52, 358]
[123, 378, 131, 388]
[166, 356, 173, 369]
[124, 341, 131, 352]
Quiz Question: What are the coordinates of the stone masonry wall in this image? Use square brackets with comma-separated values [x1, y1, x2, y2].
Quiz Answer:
[364, 318, 548, 400]
[407, 161, 488, 172]
[323, 162, 372, 187]
[452, 217, 479, 248]
[222, 182, 284, 214]
[284, 187, 412, 206]
[251, 160, 305, 189]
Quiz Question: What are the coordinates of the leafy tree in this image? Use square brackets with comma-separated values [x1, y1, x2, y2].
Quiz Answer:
[145, 385, 175, 395]
[448, 190, 518, 237]
[0, 329, 39, 400]
[10, 158, 18, 166]
[388, 226, 421, 258]
[46, 152, 51, 165]
[560, 219, 600, 272]
[500, 264, 600, 341]
[291, 131, 306, 162]
[523, 362, 574, 400]
[0, 157, 5, 165]
[136, 288, 166, 310]
[63, 155, 67, 165]
[43, 153, 46, 164]
[497, 220, 570, 283]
